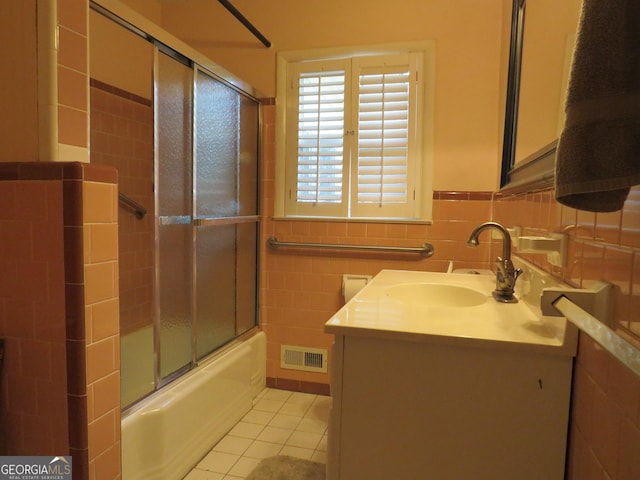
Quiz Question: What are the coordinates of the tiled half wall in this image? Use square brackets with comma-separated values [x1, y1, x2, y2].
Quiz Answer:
[0, 162, 121, 480]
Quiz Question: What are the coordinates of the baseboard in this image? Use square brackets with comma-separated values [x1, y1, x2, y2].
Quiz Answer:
[266, 377, 330, 396]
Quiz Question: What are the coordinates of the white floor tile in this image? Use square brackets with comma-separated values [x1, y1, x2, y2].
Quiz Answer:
[297, 416, 327, 434]
[278, 445, 314, 460]
[305, 405, 330, 423]
[312, 395, 332, 408]
[213, 436, 253, 455]
[262, 388, 293, 401]
[227, 457, 261, 478]
[253, 397, 285, 413]
[241, 409, 275, 425]
[286, 430, 323, 450]
[183, 469, 225, 480]
[288, 392, 317, 405]
[278, 401, 311, 417]
[227, 421, 265, 440]
[269, 413, 302, 429]
[243, 440, 283, 459]
[185, 389, 331, 480]
[197, 451, 240, 474]
[256, 425, 293, 444]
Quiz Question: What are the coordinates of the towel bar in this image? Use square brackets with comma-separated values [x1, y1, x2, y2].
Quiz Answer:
[551, 295, 640, 377]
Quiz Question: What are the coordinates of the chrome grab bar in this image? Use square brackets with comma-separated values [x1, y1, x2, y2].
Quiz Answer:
[118, 193, 146, 219]
[267, 237, 434, 257]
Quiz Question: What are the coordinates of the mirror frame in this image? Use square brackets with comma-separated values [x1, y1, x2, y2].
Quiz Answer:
[500, 0, 556, 194]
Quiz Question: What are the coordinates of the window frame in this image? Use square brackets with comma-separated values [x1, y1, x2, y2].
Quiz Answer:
[274, 41, 436, 223]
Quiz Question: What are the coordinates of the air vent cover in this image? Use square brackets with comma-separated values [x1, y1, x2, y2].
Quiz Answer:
[280, 345, 328, 373]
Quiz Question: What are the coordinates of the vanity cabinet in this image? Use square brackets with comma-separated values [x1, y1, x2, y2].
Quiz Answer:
[326, 333, 573, 480]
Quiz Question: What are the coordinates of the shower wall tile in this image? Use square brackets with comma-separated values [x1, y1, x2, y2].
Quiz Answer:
[90, 80, 154, 337]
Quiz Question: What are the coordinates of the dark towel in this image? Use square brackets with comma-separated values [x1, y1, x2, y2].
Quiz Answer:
[555, 0, 640, 212]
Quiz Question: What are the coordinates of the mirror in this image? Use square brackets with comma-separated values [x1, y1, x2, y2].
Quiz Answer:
[500, 0, 581, 192]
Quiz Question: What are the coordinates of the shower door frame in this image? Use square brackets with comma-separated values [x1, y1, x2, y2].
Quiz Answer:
[153, 45, 263, 391]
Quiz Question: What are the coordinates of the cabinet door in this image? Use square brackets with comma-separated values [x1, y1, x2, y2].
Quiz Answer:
[333, 335, 572, 480]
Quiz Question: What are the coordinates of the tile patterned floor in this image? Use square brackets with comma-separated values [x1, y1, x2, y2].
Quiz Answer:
[183, 388, 331, 480]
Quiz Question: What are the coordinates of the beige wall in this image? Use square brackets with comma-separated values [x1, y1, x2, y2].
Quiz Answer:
[126, 0, 508, 191]
[90, 10, 154, 100]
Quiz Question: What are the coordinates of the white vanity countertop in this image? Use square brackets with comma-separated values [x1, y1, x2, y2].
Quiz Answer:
[325, 269, 578, 356]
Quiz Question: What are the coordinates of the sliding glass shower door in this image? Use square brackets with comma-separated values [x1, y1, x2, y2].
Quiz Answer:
[193, 68, 259, 359]
[155, 56, 260, 385]
[155, 49, 194, 380]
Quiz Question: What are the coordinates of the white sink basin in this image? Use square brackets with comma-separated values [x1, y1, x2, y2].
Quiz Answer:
[384, 282, 487, 307]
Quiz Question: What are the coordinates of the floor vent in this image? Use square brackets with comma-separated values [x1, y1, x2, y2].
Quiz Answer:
[281, 345, 328, 373]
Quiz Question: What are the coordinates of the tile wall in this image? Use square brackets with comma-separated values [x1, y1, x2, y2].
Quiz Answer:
[0, 163, 121, 480]
[83, 177, 121, 480]
[0, 179, 68, 455]
[57, 0, 89, 151]
[90, 79, 154, 335]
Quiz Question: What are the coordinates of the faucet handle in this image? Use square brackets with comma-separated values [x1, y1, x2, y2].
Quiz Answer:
[514, 268, 522, 280]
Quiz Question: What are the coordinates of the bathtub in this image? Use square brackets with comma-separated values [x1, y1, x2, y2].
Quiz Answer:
[121, 330, 266, 480]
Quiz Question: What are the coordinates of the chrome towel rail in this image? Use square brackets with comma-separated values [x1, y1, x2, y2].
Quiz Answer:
[267, 237, 434, 257]
[118, 193, 147, 220]
[551, 295, 640, 377]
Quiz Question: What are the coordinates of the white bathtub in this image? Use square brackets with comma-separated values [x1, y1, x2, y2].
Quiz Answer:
[121, 330, 266, 480]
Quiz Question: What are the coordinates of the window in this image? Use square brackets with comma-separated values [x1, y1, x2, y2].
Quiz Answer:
[276, 44, 434, 221]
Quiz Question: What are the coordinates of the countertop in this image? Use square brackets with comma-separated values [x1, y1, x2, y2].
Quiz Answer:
[324, 269, 578, 356]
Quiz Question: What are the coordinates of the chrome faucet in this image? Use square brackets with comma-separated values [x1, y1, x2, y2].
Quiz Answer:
[467, 221, 522, 303]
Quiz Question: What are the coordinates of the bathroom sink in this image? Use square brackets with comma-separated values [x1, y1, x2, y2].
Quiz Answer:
[326, 268, 578, 356]
[383, 282, 487, 307]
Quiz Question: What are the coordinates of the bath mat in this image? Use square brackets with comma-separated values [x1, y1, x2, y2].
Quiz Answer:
[246, 455, 325, 480]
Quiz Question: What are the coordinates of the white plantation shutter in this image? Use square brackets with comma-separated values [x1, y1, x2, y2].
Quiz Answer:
[354, 59, 414, 216]
[297, 70, 345, 204]
[285, 53, 424, 219]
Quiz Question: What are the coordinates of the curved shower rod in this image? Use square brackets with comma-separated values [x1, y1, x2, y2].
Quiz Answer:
[218, 0, 271, 48]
